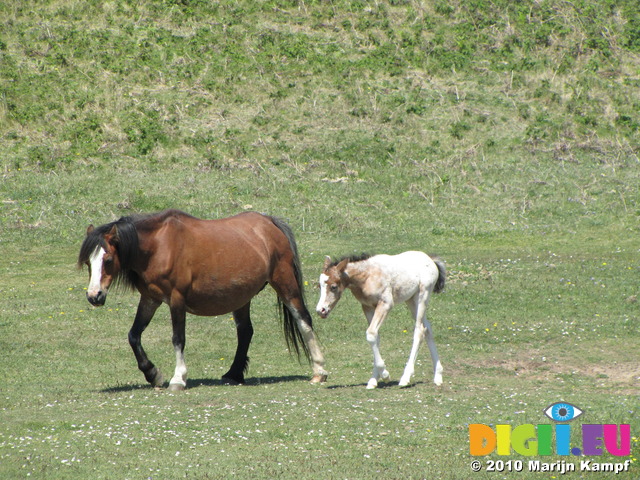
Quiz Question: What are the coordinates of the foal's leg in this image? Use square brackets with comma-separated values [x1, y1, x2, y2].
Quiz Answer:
[363, 304, 391, 389]
[400, 292, 443, 387]
[399, 296, 426, 387]
[128, 296, 163, 387]
[222, 302, 253, 385]
[167, 298, 189, 391]
[423, 316, 443, 387]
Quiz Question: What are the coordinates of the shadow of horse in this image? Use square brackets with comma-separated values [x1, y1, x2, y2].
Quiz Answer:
[326, 380, 428, 390]
[100, 375, 309, 393]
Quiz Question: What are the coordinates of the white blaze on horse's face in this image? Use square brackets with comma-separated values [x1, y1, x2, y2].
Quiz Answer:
[87, 246, 109, 306]
[316, 271, 344, 319]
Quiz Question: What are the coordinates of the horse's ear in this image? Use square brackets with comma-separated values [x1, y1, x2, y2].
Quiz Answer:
[337, 258, 349, 272]
[86, 225, 94, 236]
[106, 225, 119, 245]
[323, 256, 332, 270]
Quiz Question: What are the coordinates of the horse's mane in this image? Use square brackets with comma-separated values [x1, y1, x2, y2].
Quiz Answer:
[330, 253, 372, 267]
[77, 213, 159, 291]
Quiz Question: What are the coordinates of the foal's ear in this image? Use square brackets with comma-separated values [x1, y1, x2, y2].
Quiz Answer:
[86, 225, 94, 236]
[336, 258, 349, 272]
[323, 256, 332, 270]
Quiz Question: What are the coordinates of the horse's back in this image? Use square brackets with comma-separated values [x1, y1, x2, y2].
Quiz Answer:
[143, 210, 289, 315]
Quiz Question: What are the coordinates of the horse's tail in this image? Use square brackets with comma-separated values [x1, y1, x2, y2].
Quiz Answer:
[432, 255, 446, 294]
[269, 216, 311, 362]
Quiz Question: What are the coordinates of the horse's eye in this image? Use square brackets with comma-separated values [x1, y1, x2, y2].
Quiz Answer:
[104, 257, 114, 265]
[330, 284, 338, 291]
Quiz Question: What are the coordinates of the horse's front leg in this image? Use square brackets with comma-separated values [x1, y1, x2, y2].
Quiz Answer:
[168, 298, 188, 391]
[129, 296, 163, 387]
[222, 302, 253, 385]
[363, 304, 391, 389]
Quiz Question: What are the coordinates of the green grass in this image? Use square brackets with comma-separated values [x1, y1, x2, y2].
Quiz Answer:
[1, 0, 639, 478]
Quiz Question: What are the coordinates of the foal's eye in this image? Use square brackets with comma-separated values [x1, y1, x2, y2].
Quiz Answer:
[330, 284, 338, 292]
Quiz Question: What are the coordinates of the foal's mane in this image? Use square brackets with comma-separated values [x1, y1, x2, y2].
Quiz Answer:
[330, 253, 372, 267]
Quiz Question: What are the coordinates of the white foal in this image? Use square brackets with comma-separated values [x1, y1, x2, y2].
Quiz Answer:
[316, 251, 445, 389]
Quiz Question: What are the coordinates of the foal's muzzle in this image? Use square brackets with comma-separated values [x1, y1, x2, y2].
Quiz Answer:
[317, 307, 330, 319]
[87, 291, 107, 307]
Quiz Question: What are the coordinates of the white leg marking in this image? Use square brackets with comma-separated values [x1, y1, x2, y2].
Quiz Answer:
[169, 347, 187, 389]
[291, 306, 328, 379]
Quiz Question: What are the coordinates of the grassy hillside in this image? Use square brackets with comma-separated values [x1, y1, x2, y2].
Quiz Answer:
[2, 0, 639, 166]
[1, 0, 639, 246]
[0, 2, 639, 479]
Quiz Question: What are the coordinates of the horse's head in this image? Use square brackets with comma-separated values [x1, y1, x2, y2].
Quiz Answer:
[82, 224, 121, 307]
[316, 256, 349, 319]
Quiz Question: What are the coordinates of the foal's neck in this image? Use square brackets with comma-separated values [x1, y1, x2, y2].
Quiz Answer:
[344, 261, 370, 289]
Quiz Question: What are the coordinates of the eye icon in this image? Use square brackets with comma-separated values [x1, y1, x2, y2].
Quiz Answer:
[544, 402, 583, 422]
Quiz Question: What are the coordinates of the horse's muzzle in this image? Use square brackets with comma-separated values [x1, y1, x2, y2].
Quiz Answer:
[87, 291, 107, 307]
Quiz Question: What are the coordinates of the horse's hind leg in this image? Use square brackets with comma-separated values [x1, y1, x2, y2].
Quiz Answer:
[284, 297, 328, 383]
[222, 302, 253, 385]
[129, 296, 164, 387]
[168, 300, 188, 391]
[270, 266, 328, 383]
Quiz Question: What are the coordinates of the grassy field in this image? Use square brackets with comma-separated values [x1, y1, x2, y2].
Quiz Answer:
[1, 1, 639, 478]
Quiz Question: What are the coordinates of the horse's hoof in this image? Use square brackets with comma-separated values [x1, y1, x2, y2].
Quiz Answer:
[168, 382, 185, 392]
[366, 380, 378, 389]
[310, 374, 327, 384]
[146, 367, 164, 387]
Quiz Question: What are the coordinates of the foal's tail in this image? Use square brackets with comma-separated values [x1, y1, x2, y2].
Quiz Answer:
[432, 256, 446, 294]
[269, 216, 312, 362]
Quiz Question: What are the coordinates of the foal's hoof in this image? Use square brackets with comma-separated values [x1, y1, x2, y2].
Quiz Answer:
[168, 382, 186, 392]
[399, 374, 412, 388]
[310, 374, 327, 384]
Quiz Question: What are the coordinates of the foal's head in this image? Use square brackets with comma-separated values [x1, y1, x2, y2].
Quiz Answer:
[316, 256, 350, 319]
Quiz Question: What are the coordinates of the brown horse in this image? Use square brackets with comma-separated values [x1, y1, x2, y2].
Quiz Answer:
[78, 209, 327, 390]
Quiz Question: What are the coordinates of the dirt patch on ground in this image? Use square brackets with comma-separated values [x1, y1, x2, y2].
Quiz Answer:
[455, 343, 639, 394]
[497, 357, 640, 384]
